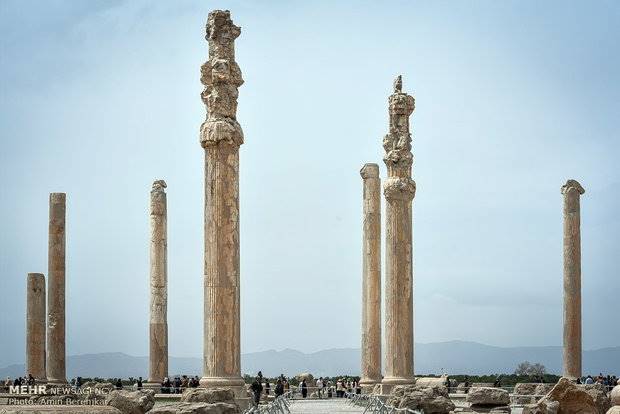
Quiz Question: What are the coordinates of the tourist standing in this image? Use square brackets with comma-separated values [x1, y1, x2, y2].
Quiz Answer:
[275, 379, 284, 397]
[316, 377, 323, 399]
[301, 379, 308, 398]
[251, 376, 263, 407]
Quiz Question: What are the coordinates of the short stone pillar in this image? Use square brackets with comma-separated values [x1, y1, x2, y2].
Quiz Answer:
[147, 180, 168, 387]
[382, 76, 416, 390]
[561, 179, 585, 379]
[199, 10, 245, 396]
[359, 163, 382, 390]
[47, 192, 67, 385]
[26, 273, 46, 382]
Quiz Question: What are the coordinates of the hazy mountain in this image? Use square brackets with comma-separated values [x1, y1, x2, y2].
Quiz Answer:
[1, 341, 618, 379]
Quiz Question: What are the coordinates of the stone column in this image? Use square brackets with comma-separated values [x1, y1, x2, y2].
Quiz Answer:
[199, 10, 245, 395]
[26, 273, 46, 382]
[382, 76, 416, 390]
[561, 179, 585, 379]
[47, 192, 66, 385]
[147, 180, 168, 387]
[360, 163, 382, 390]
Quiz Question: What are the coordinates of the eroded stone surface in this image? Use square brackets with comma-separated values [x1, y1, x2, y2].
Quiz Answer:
[26, 273, 46, 381]
[582, 384, 611, 414]
[105, 390, 155, 414]
[47, 192, 66, 385]
[466, 387, 510, 407]
[512, 383, 554, 405]
[561, 180, 585, 379]
[199, 10, 245, 395]
[360, 163, 381, 389]
[524, 377, 609, 414]
[150, 402, 239, 414]
[148, 180, 168, 384]
[610, 383, 620, 406]
[387, 384, 454, 414]
[382, 76, 416, 387]
[180, 388, 235, 404]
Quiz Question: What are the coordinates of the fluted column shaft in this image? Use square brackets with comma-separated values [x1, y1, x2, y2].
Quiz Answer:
[562, 179, 585, 379]
[382, 76, 416, 388]
[47, 192, 66, 385]
[199, 10, 245, 393]
[148, 180, 168, 384]
[26, 273, 46, 382]
[360, 164, 382, 389]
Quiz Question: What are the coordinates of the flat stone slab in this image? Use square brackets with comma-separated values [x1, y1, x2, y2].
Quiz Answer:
[288, 399, 366, 413]
[0, 405, 122, 414]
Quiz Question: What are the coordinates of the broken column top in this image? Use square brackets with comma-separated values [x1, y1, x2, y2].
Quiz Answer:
[360, 163, 380, 178]
[50, 193, 66, 202]
[561, 179, 585, 195]
[204, 10, 243, 87]
[152, 180, 167, 192]
[383, 76, 415, 173]
[200, 10, 244, 149]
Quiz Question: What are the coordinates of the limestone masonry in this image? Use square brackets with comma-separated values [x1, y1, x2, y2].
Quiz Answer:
[199, 10, 245, 398]
[561, 179, 585, 379]
[47, 193, 66, 385]
[26, 272, 46, 382]
[382, 76, 416, 389]
[148, 180, 168, 386]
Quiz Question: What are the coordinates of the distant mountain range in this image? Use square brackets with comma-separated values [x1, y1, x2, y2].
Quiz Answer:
[1, 341, 618, 379]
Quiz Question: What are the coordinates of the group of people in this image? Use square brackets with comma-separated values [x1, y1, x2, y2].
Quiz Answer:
[4, 374, 37, 388]
[160, 375, 201, 393]
[334, 378, 361, 397]
[580, 374, 618, 388]
[250, 372, 291, 406]
[248, 372, 364, 407]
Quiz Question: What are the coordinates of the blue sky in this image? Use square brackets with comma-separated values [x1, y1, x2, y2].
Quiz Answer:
[0, 0, 618, 369]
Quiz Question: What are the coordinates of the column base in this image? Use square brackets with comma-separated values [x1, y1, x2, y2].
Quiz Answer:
[359, 378, 381, 394]
[379, 377, 415, 395]
[198, 377, 249, 411]
[143, 382, 163, 391]
[45, 379, 68, 387]
[199, 377, 246, 394]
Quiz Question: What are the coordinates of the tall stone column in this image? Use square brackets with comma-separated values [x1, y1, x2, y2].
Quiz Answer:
[382, 76, 416, 390]
[47, 192, 66, 385]
[26, 273, 46, 382]
[147, 180, 168, 387]
[561, 179, 585, 379]
[360, 163, 382, 390]
[199, 10, 245, 395]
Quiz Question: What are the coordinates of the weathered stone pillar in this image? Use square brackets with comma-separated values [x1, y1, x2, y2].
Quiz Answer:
[561, 179, 585, 379]
[147, 180, 168, 387]
[199, 10, 245, 395]
[47, 192, 66, 385]
[26, 273, 46, 382]
[360, 163, 382, 390]
[382, 76, 416, 390]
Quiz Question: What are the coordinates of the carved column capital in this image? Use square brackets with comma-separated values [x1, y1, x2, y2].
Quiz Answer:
[383, 177, 416, 201]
